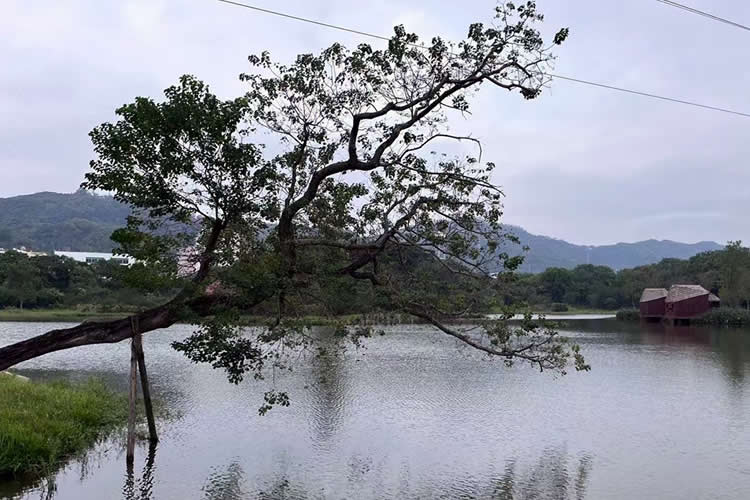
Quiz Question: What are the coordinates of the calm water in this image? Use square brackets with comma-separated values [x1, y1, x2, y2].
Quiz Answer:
[2, 318, 750, 499]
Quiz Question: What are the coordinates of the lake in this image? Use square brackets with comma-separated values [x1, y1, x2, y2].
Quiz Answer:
[2, 318, 750, 499]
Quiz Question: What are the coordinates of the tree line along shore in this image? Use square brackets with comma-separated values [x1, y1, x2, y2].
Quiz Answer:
[1, 242, 747, 323]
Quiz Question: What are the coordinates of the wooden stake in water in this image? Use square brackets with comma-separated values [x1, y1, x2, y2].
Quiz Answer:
[132, 317, 158, 442]
[126, 319, 138, 464]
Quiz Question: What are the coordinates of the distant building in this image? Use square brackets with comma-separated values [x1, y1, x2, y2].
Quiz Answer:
[639, 288, 668, 319]
[54, 251, 133, 265]
[640, 284, 718, 322]
[665, 284, 712, 320]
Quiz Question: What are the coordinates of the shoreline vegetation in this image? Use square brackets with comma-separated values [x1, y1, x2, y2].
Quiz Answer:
[0, 308, 134, 323]
[0, 307, 615, 325]
[616, 307, 750, 326]
[6, 306, 748, 327]
[1, 242, 746, 330]
[0, 376, 126, 477]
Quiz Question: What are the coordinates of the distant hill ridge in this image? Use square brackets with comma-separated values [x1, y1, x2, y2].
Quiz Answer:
[503, 225, 722, 272]
[0, 191, 722, 270]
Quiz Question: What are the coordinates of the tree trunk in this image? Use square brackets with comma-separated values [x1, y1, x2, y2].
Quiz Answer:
[0, 302, 179, 371]
[0, 291, 260, 372]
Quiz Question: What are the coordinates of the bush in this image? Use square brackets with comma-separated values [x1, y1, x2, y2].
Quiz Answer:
[616, 309, 640, 321]
[550, 303, 569, 312]
[602, 297, 619, 310]
[694, 308, 750, 327]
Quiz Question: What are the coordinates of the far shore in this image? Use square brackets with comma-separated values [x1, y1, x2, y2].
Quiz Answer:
[0, 307, 615, 325]
[0, 309, 132, 323]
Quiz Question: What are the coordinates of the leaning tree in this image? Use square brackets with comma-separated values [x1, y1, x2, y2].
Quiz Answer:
[0, 2, 588, 399]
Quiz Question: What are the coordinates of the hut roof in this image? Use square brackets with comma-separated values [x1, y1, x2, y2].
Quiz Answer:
[640, 288, 668, 302]
[666, 284, 709, 303]
[709, 293, 721, 303]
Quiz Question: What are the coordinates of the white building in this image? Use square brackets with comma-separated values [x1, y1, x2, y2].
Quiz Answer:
[54, 251, 134, 265]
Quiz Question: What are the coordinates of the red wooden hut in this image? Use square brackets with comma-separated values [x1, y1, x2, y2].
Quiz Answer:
[640, 288, 667, 318]
[665, 285, 711, 321]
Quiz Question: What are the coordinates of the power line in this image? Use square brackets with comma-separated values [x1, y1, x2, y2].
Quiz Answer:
[215, 0, 750, 119]
[549, 74, 750, 118]
[655, 0, 750, 32]
[216, 0, 392, 41]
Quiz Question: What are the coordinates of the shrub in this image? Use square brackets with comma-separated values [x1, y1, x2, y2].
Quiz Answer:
[550, 303, 569, 312]
[616, 309, 640, 321]
[602, 297, 618, 310]
[694, 308, 750, 327]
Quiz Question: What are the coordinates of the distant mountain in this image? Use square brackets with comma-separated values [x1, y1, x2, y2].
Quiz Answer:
[502, 225, 722, 273]
[0, 191, 724, 269]
[0, 190, 129, 252]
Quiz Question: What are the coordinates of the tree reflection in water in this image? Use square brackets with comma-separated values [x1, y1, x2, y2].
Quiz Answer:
[192, 447, 592, 500]
[308, 336, 350, 447]
[200, 461, 248, 500]
[484, 448, 592, 500]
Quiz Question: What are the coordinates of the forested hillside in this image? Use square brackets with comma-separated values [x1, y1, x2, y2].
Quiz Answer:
[0, 192, 722, 270]
[0, 190, 129, 251]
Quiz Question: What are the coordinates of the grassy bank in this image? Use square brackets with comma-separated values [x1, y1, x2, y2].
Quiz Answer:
[533, 308, 613, 315]
[0, 309, 404, 326]
[488, 306, 612, 316]
[0, 308, 129, 323]
[0, 376, 125, 477]
[238, 312, 423, 326]
[0, 307, 616, 326]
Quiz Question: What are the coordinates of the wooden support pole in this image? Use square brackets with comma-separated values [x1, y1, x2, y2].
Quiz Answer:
[126, 331, 138, 464]
[132, 317, 158, 442]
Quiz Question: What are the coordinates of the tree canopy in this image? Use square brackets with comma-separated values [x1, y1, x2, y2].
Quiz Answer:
[0, 3, 589, 405]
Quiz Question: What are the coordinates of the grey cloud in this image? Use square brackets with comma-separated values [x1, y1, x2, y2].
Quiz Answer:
[0, 0, 748, 245]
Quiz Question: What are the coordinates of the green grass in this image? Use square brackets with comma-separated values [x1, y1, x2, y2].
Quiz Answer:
[237, 312, 417, 326]
[1, 306, 616, 326]
[0, 376, 126, 477]
[0, 309, 414, 328]
[535, 308, 613, 315]
[0, 308, 128, 323]
[487, 305, 613, 315]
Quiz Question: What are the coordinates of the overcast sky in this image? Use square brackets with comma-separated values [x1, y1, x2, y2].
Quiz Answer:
[1, 0, 748, 245]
